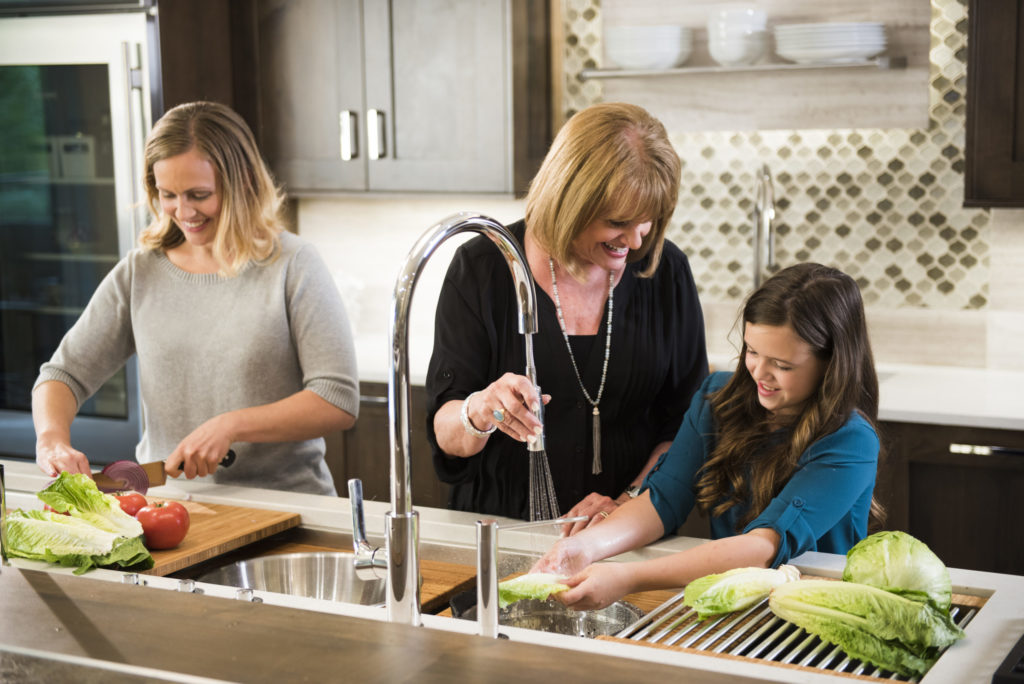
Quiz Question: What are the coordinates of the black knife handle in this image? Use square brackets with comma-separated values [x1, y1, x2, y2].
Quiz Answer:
[173, 449, 236, 471]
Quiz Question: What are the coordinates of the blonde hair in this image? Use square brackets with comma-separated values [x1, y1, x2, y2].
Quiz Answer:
[138, 101, 285, 276]
[524, 102, 680, 280]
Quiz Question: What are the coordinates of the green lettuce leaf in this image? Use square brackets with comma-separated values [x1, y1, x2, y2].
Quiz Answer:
[842, 530, 952, 611]
[37, 472, 143, 539]
[498, 573, 570, 609]
[769, 579, 964, 677]
[683, 565, 800, 619]
[4, 509, 153, 575]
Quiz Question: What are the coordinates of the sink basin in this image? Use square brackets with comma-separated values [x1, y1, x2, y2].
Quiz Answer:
[198, 552, 386, 605]
[461, 599, 643, 638]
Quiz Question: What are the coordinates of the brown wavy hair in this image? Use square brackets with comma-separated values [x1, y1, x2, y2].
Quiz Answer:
[525, 102, 680, 280]
[695, 263, 886, 530]
[138, 101, 285, 276]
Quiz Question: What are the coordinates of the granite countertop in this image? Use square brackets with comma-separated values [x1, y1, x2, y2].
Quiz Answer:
[354, 332, 1024, 432]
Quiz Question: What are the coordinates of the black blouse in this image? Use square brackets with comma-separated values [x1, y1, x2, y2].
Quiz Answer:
[425, 220, 708, 519]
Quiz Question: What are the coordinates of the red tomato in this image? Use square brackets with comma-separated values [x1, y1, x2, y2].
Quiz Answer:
[114, 491, 148, 516]
[137, 501, 190, 550]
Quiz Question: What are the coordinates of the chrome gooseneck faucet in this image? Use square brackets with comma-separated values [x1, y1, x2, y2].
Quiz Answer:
[387, 213, 542, 626]
[752, 163, 776, 289]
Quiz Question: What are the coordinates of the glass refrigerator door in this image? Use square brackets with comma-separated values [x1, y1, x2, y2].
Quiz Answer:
[0, 12, 150, 461]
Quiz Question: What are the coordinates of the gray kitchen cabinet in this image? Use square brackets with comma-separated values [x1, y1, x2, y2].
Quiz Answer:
[256, 0, 551, 195]
[877, 421, 1024, 575]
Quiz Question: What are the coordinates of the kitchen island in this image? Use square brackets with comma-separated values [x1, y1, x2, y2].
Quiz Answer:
[2, 459, 1023, 683]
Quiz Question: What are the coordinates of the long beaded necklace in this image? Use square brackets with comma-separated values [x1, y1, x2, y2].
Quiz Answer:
[548, 257, 614, 475]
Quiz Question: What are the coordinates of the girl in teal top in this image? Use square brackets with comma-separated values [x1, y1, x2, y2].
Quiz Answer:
[534, 263, 883, 610]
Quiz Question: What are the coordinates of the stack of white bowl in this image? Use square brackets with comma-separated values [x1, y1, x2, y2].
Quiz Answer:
[707, 6, 768, 67]
[774, 22, 887, 64]
[604, 25, 693, 70]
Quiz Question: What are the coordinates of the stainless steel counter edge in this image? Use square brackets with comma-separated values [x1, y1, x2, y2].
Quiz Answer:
[3, 459, 1023, 683]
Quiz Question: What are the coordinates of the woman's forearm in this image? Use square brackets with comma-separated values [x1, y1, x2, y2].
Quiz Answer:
[615, 440, 672, 504]
[32, 380, 78, 445]
[224, 389, 355, 444]
[434, 398, 491, 458]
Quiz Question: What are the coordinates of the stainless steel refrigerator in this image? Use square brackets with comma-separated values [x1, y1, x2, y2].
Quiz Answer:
[0, 9, 154, 463]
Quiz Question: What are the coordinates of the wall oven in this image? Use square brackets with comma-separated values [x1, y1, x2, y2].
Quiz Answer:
[0, 8, 154, 464]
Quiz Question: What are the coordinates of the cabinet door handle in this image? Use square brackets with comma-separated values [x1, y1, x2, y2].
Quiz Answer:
[339, 110, 358, 161]
[367, 108, 386, 160]
[950, 443, 1024, 456]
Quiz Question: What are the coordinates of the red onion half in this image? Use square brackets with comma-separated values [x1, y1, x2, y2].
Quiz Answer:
[100, 460, 149, 495]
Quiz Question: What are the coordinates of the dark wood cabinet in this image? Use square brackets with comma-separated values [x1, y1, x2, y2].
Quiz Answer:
[152, 1, 261, 135]
[964, 0, 1024, 207]
[324, 382, 448, 510]
[877, 421, 1024, 575]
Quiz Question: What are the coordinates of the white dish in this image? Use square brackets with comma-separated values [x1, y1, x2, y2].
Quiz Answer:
[775, 44, 886, 64]
[604, 25, 693, 70]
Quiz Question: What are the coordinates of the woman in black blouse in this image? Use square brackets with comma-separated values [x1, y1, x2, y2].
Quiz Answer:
[426, 102, 708, 531]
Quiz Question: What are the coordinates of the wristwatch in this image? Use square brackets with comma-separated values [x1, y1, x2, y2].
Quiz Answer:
[624, 485, 642, 499]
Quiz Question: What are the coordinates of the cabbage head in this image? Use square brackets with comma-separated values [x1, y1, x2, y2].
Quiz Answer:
[769, 579, 964, 678]
[842, 531, 952, 611]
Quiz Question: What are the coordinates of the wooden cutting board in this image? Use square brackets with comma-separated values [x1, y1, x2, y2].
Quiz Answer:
[143, 500, 301, 576]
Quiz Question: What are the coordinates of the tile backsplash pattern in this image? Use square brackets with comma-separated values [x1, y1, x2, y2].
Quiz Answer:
[562, 0, 990, 310]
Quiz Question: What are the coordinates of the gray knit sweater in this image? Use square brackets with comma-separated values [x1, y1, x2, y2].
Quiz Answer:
[36, 231, 359, 495]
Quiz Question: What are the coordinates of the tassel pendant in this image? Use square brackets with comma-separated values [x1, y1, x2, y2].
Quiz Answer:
[591, 406, 602, 475]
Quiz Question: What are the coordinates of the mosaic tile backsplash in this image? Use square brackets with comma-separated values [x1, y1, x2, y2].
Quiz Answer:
[561, 0, 989, 310]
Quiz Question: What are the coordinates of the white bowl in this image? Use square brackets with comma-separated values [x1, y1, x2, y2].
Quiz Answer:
[709, 31, 767, 66]
[708, 5, 767, 35]
[604, 25, 693, 70]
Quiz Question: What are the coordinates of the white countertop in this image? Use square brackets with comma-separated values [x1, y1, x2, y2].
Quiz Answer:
[2, 459, 1023, 684]
[355, 334, 1024, 431]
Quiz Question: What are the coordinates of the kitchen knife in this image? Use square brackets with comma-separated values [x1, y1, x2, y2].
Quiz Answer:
[143, 449, 237, 486]
[92, 450, 236, 493]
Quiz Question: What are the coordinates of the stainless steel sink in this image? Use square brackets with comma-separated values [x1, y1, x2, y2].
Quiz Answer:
[460, 599, 643, 638]
[197, 552, 386, 605]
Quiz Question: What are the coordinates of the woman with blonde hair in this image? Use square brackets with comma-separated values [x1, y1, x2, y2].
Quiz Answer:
[426, 102, 708, 525]
[33, 101, 358, 494]
[533, 263, 883, 609]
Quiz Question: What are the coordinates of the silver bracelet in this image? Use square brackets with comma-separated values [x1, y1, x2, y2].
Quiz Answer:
[460, 391, 496, 438]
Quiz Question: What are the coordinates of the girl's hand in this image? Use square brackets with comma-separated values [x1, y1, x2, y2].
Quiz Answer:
[36, 437, 90, 477]
[556, 562, 636, 611]
[562, 492, 618, 536]
[468, 372, 549, 443]
[530, 535, 592, 578]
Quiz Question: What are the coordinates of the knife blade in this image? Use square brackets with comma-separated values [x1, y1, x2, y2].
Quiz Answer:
[91, 449, 236, 492]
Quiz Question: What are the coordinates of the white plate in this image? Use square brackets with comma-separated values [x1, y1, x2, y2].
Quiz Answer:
[776, 45, 885, 63]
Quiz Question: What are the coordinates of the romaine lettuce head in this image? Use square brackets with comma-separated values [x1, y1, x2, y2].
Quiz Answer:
[769, 578, 964, 678]
[684, 565, 800, 619]
[842, 531, 952, 611]
[4, 509, 153, 575]
[37, 472, 143, 539]
[498, 573, 569, 609]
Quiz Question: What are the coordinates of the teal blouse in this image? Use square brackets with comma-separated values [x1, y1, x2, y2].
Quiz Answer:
[643, 371, 880, 566]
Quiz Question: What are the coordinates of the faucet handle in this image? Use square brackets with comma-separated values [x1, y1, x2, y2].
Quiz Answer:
[348, 478, 387, 579]
[348, 478, 368, 549]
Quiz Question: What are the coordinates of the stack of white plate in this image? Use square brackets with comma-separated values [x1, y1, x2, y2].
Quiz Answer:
[774, 22, 886, 65]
